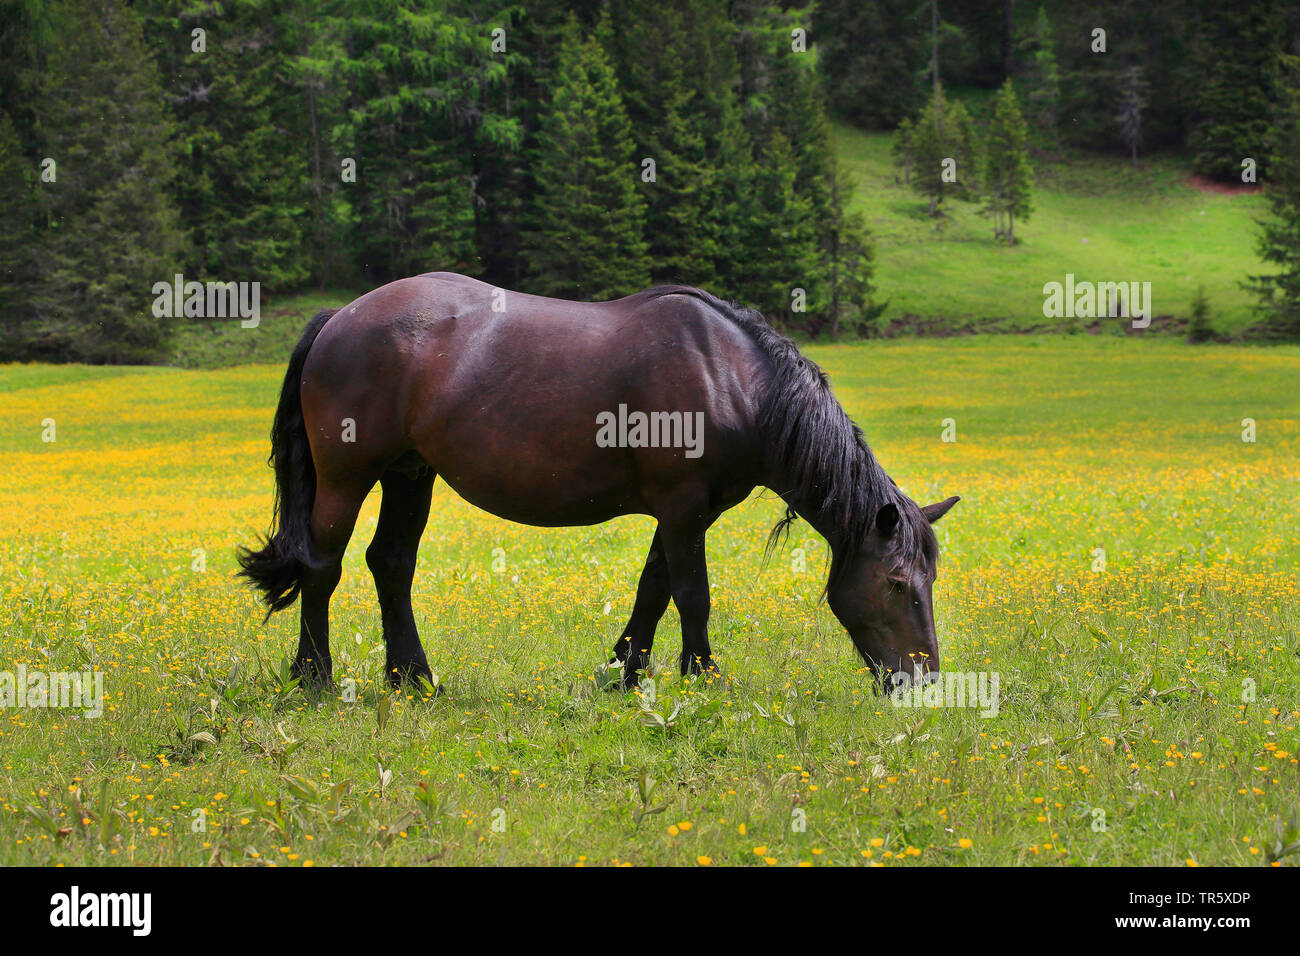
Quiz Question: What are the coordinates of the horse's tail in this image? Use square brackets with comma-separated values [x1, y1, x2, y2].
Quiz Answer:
[236, 308, 337, 617]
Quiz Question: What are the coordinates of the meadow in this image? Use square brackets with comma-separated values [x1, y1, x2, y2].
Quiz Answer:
[834, 125, 1272, 336]
[1, 333, 1296, 866]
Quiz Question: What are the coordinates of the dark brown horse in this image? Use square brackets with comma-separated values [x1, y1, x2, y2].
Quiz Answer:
[238, 272, 958, 690]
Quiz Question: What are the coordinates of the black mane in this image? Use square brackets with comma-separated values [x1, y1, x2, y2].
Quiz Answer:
[635, 285, 933, 590]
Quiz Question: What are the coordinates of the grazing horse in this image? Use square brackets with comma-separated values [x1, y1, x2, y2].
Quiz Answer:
[238, 272, 959, 690]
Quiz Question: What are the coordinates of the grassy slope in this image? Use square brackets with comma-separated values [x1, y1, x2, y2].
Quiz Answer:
[0, 338, 1296, 865]
[834, 124, 1271, 335]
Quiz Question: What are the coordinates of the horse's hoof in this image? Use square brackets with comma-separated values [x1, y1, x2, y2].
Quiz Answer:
[618, 664, 650, 692]
[386, 660, 435, 692]
[290, 658, 334, 691]
[683, 657, 722, 681]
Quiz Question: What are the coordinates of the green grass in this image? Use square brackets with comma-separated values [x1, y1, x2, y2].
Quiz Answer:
[1, 336, 1297, 865]
[168, 288, 353, 369]
[834, 124, 1272, 335]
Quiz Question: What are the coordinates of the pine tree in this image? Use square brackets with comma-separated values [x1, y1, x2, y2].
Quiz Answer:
[1190, 1, 1283, 181]
[733, 131, 809, 319]
[1186, 285, 1214, 343]
[0, 110, 37, 355]
[767, 37, 835, 327]
[281, 4, 350, 289]
[982, 79, 1034, 244]
[1019, 7, 1060, 151]
[908, 86, 979, 216]
[602, 2, 718, 287]
[1245, 53, 1300, 338]
[892, 117, 914, 185]
[28, 0, 187, 362]
[335, 0, 522, 282]
[523, 25, 648, 300]
[824, 161, 884, 338]
[949, 98, 982, 201]
[817, 0, 925, 129]
[138, 0, 314, 291]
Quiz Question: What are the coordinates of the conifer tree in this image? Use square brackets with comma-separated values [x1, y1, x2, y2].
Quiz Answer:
[1020, 7, 1061, 151]
[824, 162, 884, 338]
[909, 87, 979, 216]
[139, 0, 313, 291]
[732, 131, 810, 319]
[982, 79, 1034, 244]
[601, 2, 718, 287]
[1246, 53, 1300, 338]
[893, 117, 914, 185]
[1190, 1, 1283, 181]
[0, 110, 37, 354]
[817, 0, 925, 130]
[335, 0, 521, 281]
[28, 0, 187, 362]
[523, 25, 649, 300]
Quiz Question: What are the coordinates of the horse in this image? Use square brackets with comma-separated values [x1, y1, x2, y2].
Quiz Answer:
[238, 272, 959, 691]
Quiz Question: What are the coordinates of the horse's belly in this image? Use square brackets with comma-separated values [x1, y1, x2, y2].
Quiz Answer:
[434, 453, 644, 527]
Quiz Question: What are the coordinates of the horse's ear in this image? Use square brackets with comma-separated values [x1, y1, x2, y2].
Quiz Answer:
[875, 502, 900, 537]
[921, 496, 961, 524]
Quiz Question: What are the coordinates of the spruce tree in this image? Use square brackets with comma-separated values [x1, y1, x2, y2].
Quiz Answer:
[982, 79, 1034, 245]
[892, 117, 914, 185]
[1245, 53, 1300, 338]
[602, 2, 718, 287]
[817, 0, 926, 130]
[139, 0, 313, 291]
[29, 0, 187, 362]
[334, 0, 521, 281]
[523, 25, 648, 300]
[0, 110, 37, 355]
[909, 86, 979, 216]
[1190, 1, 1283, 181]
[824, 161, 884, 338]
[733, 131, 809, 319]
[767, 38, 835, 326]
[1187, 285, 1214, 343]
[1020, 7, 1061, 151]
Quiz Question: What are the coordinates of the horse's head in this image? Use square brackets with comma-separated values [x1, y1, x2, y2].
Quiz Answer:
[827, 495, 960, 687]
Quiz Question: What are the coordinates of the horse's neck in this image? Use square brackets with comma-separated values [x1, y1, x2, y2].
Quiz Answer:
[767, 441, 881, 562]
[769, 474, 852, 559]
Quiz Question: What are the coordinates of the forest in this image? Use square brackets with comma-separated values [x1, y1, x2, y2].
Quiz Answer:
[1, 0, 1299, 362]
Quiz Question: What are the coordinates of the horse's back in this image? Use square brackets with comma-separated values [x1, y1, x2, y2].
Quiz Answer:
[300, 273, 769, 524]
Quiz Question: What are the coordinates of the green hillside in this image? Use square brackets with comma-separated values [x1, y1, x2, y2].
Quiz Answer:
[835, 122, 1271, 335]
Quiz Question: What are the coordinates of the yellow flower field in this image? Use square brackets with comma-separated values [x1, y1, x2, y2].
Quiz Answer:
[0, 335, 1296, 865]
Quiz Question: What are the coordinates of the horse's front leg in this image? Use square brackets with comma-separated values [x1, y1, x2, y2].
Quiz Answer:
[611, 529, 671, 689]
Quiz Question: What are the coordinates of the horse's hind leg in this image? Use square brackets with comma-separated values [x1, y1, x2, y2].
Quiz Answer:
[611, 529, 671, 689]
[658, 512, 722, 679]
[366, 467, 436, 687]
[295, 475, 373, 688]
